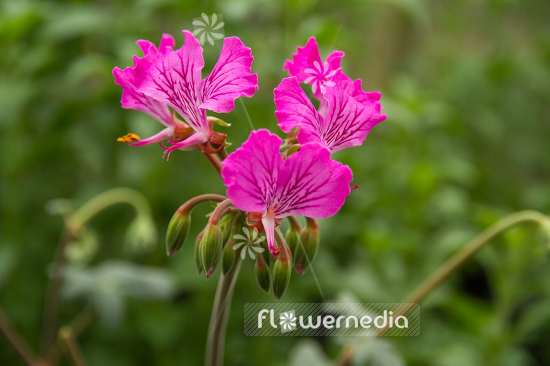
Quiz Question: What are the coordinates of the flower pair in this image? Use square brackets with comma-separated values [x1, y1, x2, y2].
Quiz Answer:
[222, 38, 386, 256]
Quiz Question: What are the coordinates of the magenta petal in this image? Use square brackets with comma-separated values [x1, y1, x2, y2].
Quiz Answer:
[128, 127, 174, 146]
[339, 76, 382, 107]
[137, 30, 208, 134]
[304, 85, 386, 153]
[274, 77, 322, 135]
[273, 143, 353, 218]
[221, 129, 284, 213]
[113, 64, 173, 128]
[200, 37, 258, 113]
[283, 37, 322, 82]
[325, 50, 345, 73]
[158, 33, 176, 54]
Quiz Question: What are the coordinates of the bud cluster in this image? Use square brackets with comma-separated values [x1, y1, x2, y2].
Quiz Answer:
[165, 194, 322, 299]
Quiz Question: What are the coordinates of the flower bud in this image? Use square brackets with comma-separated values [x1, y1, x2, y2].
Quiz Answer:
[200, 224, 223, 278]
[166, 211, 191, 256]
[222, 237, 235, 275]
[194, 230, 204, 275]
[295, 219, 320, 275]
[254, 252, 270, 293]
[218, 212, 235, 244]
[272, 241, 292, 300]
[285, 226, 301, 257]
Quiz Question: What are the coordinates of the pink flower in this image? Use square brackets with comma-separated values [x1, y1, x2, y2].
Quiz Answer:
[114, 30, 258, 156]
[283, 37, 344, 98]
[274, 77, 386, 153]
[221, 129, 353, 257]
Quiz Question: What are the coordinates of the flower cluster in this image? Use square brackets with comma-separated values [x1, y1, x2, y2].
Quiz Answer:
[114, 31, 386, 298]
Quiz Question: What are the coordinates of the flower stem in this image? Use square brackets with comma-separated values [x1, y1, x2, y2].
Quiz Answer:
[176, 194, 228, 215]
[205, 254, 242, 366]
[41, 188, 154, 360]
[335, 210, 550, 365]
[208, 199, 233, 226]
[203, 152, 223, 175]
[404, 210, 550, 304]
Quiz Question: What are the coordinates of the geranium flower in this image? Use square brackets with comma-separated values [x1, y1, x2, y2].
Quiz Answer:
[283, 37, 344, 98]
[114, 30, 258, 156]
[274, 77, 386, 153]
[221, 129, 353, 257]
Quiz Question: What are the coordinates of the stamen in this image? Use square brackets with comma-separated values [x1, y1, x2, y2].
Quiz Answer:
[117, 133, 140, 143]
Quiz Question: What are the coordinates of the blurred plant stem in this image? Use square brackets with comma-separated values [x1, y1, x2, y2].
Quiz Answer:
[59, 326, 88, 366]
[41, 188, 154, 362]
[205, 254, 242, 366]
[0, 307, 46, 366]
[336, 210, 550, 366]
[404, 210, 550, 304]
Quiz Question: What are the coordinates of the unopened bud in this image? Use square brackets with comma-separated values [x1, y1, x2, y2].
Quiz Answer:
[195, 230, 204, 275]
[272, 241, 292, 300]
[254, 252, 270, 293]
[295, 219, 320, 275]
[285, 226, 300, 257]
[200, 224, 223, 278]
[218, 212, 235, 244]
[166, 211, 191, 256]
[222, 237, 235, 275]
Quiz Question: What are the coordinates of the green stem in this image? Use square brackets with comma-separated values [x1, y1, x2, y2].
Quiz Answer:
[335, 210, 550, 365]
[404, 210, 550, 304]
[41, 188, 154, 360]
[205, 254, 242, 366]
[69, 188, 152, 232]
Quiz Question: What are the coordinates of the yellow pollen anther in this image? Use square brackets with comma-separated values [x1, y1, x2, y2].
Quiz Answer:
[117, 133, 140, 143]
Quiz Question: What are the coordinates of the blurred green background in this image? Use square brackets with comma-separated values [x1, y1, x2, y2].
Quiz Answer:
[2, 0, 550, 365]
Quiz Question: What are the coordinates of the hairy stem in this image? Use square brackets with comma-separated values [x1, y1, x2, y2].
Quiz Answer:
[205, 254, 242, 366]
